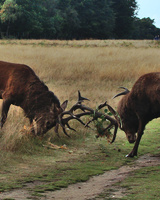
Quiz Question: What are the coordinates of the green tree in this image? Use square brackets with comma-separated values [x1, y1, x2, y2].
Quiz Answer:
[14, 0, 47, 38]
[76, 0, 115, 39]
[132, 17, 160, 39]
[112, 0, 137, 38]
[40, 0, 58, 38]
[52, 0, 80, 39]
[0, 0, 21, 37]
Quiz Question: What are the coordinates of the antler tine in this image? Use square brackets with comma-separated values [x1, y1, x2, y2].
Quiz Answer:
[102, 117, 118, 143]
[78, 90, 90, 103]
[65, 122, 76, 132]
[57, 91, 91, 136]
[111, 123, 118, 143]
[85, 118, 95, 127]
[97, 101, 107, 110]
[62, 127, 71, 137]
[113, 87, 130, 99]
[61, 91, 89, 115]
[59, 111, 92, 134]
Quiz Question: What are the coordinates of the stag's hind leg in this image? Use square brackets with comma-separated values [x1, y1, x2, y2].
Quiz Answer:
[0, 99, 12, 128]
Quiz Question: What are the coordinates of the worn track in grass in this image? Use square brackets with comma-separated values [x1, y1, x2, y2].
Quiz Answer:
[0, 154, 160, 200]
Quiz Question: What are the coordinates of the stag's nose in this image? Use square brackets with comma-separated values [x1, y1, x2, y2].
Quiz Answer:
[127, 134, 136, 143]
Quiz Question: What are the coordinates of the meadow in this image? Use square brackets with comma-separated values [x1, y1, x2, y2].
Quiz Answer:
[0, 39, 160, 199]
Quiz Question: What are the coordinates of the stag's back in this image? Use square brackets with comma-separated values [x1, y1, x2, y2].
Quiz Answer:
[0, 61, 42, 105]
[118, 72, 160, 124]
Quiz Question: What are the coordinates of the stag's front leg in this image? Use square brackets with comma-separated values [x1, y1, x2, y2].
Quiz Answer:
[1, 99, 11, 128]
[126, 120, 145, 157]
[126, 133, 143, 157]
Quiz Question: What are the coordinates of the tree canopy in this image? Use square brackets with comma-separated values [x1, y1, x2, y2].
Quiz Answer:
[0, 0, 159, 39]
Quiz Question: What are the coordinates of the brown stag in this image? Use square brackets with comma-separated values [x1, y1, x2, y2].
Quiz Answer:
[108, 72, 160, 157]
[0, 61, 69, 135]
[0, 61, 118, 138]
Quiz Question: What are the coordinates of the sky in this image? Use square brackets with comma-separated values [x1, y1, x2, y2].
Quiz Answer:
[136, 0, 160, 28]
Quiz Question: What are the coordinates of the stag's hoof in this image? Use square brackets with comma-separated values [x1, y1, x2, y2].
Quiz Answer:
[125, 153, 136, 158]
[125, 154, 132, 158]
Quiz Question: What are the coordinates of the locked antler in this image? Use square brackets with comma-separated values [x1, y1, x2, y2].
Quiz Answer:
[56, 91, 118, 143]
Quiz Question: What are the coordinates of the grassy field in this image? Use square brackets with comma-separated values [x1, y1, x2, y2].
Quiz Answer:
[0, 39, 160, 199]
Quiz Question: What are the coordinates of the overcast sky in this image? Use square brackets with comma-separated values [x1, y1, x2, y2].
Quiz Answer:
[136, 0, 160, 28]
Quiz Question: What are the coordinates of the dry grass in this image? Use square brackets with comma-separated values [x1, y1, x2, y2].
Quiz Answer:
[0, 39, 160, 150]
[0, 40, 160, 103]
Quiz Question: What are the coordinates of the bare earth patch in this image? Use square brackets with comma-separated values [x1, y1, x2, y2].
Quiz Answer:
[0, 154, 160, 200]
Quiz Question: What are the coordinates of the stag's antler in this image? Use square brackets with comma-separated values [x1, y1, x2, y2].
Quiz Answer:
[56, 91, 118, 143]
[113, 87, 130, 99]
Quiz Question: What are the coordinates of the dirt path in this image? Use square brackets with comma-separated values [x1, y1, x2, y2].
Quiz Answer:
[0, 154, 160, 200]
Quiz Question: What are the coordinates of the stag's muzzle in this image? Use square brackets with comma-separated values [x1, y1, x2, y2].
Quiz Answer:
[126, 133, 136, 143]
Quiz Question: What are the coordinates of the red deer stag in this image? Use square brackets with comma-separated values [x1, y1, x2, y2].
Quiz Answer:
[0, 61, 117, 137]
[0, 61, 69, 135]
[109, 72, 160, 157]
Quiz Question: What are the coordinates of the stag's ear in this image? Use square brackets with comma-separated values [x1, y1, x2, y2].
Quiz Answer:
[61, 100, 68, 111]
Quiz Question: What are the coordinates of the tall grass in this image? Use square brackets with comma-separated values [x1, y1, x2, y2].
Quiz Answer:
[0, 39, 160, 151]
[0, 106, 34, 152]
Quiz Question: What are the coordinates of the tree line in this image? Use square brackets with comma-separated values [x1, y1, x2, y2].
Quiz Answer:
[0, 0, 159, 40]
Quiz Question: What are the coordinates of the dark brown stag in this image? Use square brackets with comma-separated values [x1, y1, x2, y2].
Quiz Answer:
[0, 61, 117, 138]
[109, 72, 160, 157]
[0, 61, 69, 135]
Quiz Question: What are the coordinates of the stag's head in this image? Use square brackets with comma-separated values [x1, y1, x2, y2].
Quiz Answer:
[120, 113, 138, 143]
[32, 95, 68, 136]
[112, 87, 139, 144]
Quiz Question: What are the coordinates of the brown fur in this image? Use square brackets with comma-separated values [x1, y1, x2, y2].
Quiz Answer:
[117, 72, 160, 157]
[0, 61, 64, 135]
